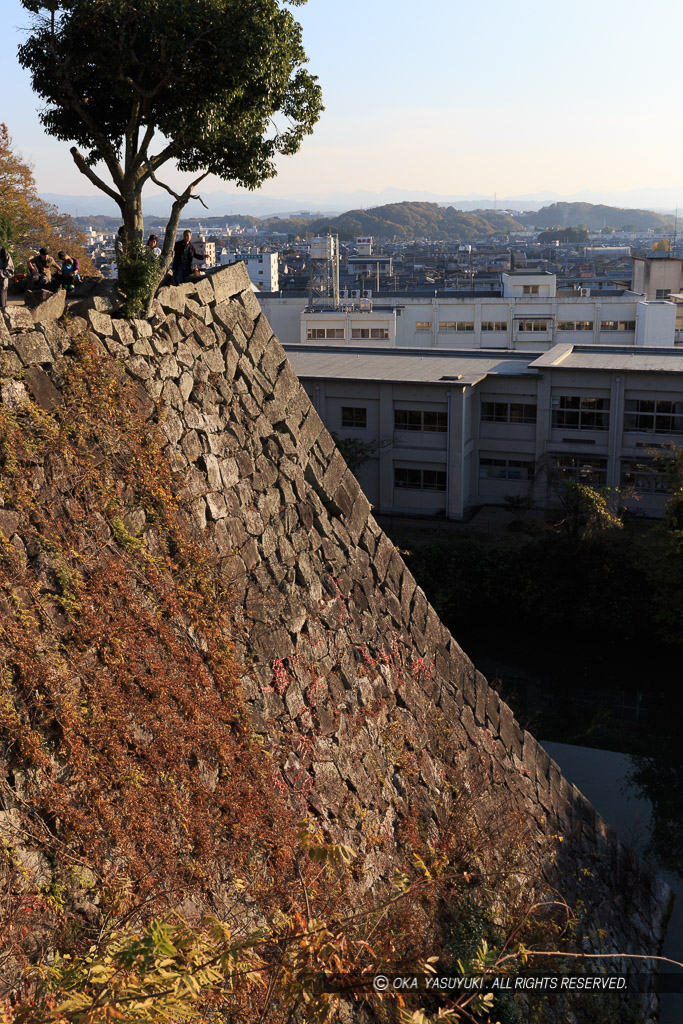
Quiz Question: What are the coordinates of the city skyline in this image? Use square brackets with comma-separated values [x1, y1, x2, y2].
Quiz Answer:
[3, 0, 682, 208]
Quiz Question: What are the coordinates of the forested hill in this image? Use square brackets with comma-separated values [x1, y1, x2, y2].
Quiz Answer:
[519, 201, 676, 231]
[77, 202, 523, 240]
[267, 202, 523, 240]
[77, 200, 676, 239]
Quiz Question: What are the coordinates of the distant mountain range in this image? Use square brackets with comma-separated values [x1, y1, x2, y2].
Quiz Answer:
[40, 186, 683, 220]
[58, 198, 680, 243]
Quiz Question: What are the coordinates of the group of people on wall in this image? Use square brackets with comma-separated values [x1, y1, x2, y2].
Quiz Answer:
[118, 227, 208, 285]
[0, 227, 208, 309]
[0, 245, 81, 309]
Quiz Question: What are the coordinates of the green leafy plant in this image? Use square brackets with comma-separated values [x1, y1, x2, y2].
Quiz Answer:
[116, 239, 160, 318]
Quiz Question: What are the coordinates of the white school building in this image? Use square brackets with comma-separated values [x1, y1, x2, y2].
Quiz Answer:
[260, 269, 683, 352]
[285, 342, 683, 520]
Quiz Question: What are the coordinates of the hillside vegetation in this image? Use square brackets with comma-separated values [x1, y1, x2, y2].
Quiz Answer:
[519, 202, 676, 231]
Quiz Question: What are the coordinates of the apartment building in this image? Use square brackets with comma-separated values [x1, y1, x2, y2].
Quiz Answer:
[221, 251, 279, 291]
[285, 342, 683, 520]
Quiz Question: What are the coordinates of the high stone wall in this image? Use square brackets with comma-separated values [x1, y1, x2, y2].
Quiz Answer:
[0, 265, 670, 1010]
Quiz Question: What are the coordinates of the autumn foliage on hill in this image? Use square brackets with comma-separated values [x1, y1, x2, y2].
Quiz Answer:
[0, 125, 93, 274]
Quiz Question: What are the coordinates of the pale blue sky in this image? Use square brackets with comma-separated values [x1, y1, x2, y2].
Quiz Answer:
[2, 0, 682, 203]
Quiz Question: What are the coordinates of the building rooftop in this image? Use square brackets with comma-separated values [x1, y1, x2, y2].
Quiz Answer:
[530, 344, 683, 374]
[284, 345, 537, 387]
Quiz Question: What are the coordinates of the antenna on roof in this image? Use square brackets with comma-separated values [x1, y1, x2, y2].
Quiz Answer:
[673, 206, 678, 256]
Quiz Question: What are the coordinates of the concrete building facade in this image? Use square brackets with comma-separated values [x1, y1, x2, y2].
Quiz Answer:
[221, 251, 279, 291]
[260, 270, 678, 352]
[285, 343, 683, 520]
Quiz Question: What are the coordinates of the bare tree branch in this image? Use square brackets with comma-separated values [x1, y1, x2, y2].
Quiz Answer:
[70, 147, 123, 209]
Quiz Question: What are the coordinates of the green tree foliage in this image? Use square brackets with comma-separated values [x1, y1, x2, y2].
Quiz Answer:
[18, 0, 323, 275]
[537, 226, 590, 244]
[555, 482, 624, 542]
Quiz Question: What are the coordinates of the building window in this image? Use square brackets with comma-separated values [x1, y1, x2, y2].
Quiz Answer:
[394, 467, 447, 491]
[479, 458, 534, 480]
[656, 289, 672, 299]
[482, 321, 508, 331]
[600, 320, 636, 332]
[552, 455, 607, 487]
[306, 327, 344, 339]
[415, 321, 432, 332]
[351, 327, 389, 339]
[455, 321, 474, 332]
[522, 285, 539, 295]
[341, 407, 367, 429]
[394, 409, 447, 432]
[439, 321, 456, 332]
[621, 460, 669, 494]
[481, 401, 536, 424]
[517, 320, 548, 332]
[552, 395, 610, 431]
[624, 398, 683, 434]
[558, 321, 594, 331]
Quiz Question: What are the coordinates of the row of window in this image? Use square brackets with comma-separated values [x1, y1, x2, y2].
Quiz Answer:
[481, 401, 537, 424]
[394, 468, 447, 491]
[623, 399, 683, 435]
[554, 456, 671, 493]
[411, 319, 637, 334]
[394, 409, 448, 432]
[342, 398, 683, 435]
[309, 320, 640, 341]
[558, 321, 594, 331]
[342, 408, 449, 432]
[438, 321, 474, 332]
[517, 320, 548, 332]
[387, 458, 670, 495]
[551, 396, 611, 431]
[306, 327, 390, 340]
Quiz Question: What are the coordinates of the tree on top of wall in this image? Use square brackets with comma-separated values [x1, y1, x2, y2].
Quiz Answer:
[18, 0, 323, 285]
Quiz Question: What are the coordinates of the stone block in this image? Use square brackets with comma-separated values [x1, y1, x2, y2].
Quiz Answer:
[209, 263, 249, 303]
[131, 338, 153, 358]
[194, 276, 214, 306]
[0, 377, 28, 407]
[29, 288, 66, 324]
[159, 354, 180, 379]
[112, 319, 135, 346]
[126, 355, 153, 380]
[191, 318, 216, 348]
[71, 292, 116, 315]
[248, 314, 273, 364]
[12, 331, 54, 366]
[41, 320, 70, 355]
[24, 366, 61, 412]
[260, 338, 285, 384]
[237, 286, 263, 322]
[86, 309, 113, 336]
[4, 307, 34, 331]
[131, 318, 153, 338]
[200, 346, 225, 373]
[156, 285, 187, 314]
